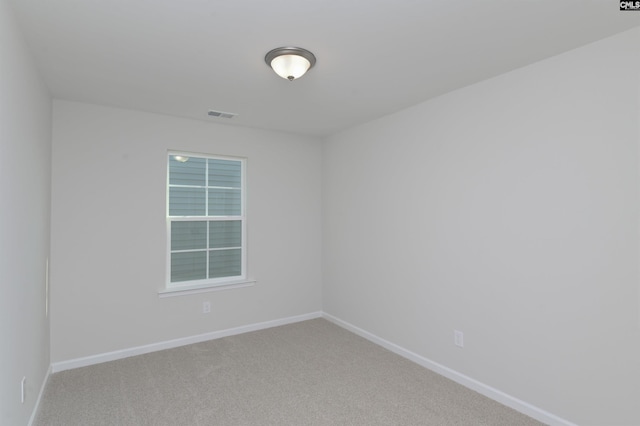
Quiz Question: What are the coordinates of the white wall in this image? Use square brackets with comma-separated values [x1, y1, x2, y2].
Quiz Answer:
[50, 101, 323, 362]
[323, 28, 640, 426]
[0, 0, 52, 424]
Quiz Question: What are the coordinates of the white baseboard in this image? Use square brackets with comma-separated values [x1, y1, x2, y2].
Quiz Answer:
[51, 311, 322, 373]
[28, 364, 51, 426]
[322, 312, 576, 426]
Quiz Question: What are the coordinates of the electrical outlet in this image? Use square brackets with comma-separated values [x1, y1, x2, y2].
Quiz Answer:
[454, 330, 464, 348]
[21, 377, 26, 403]
[202, 301, 211, 314]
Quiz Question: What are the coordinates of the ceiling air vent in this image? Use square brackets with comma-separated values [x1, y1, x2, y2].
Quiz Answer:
[208, 110, 237, 119]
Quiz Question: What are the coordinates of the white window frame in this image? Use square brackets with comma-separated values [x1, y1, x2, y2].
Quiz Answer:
[163, 151, 248, 294]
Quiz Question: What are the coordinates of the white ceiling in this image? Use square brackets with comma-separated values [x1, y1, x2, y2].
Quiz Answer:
[8, 0, 640, 137]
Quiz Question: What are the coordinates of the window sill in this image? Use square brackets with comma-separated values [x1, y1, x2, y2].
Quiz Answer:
[158, 280, 256, 298]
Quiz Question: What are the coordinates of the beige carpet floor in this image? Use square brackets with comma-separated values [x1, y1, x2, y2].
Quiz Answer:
[34, 319, 545, 425]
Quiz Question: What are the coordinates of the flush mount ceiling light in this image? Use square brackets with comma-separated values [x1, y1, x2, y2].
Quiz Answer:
[265, 47, 316, 81]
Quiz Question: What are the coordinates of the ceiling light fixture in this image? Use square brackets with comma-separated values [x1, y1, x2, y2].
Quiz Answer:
[265, 47, 316, 81]
[173, 155, 189, 163]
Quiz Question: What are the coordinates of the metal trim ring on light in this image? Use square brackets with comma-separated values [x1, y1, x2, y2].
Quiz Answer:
[265, 47, 316, 81]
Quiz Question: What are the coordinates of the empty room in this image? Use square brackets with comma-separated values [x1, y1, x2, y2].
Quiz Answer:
[1, 1, 639, 425]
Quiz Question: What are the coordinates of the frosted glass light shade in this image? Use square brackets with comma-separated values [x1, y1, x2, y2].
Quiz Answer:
[265, 47, 316, 81]
[270, 55, 311, 81]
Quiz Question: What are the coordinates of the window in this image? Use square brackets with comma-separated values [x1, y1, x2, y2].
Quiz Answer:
[166, 152, 246, 290]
